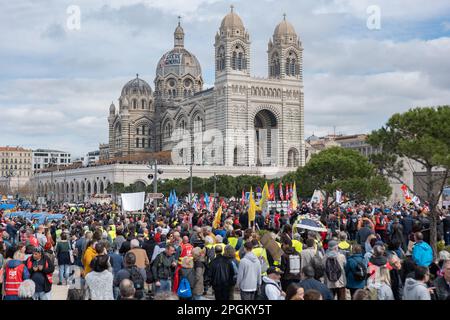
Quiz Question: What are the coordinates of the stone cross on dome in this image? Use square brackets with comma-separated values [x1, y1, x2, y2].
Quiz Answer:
[230, 5, 234, 12]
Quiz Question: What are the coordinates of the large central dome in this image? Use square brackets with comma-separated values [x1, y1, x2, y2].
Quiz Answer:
[155, 21, 202, 79]
[156, 47, 202, 79]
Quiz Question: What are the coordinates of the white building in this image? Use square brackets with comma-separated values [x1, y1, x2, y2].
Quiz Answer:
[32, 149, 71, 171]
[107, 7, 304, 168]
[83, 150, 100, 166]
[31, 163, 291, 203]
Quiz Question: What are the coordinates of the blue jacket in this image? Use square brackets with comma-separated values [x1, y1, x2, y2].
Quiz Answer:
[345, 253, 366, 289]
[412, 241, 433, 267]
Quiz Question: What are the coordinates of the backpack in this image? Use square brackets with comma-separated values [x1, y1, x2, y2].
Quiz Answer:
[311, 252, 325, 279]
[288, 254, 301, 275]
[128, 266, 145, 297]
[256, 281, 279, 301]
[352, 259, 367, 282]
[177, 277, 192, 299]
[325, 256, 342, 282]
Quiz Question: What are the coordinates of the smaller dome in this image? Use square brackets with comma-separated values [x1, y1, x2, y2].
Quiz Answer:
[220, 5, 244, 30]
[175, 24, 184, 35]
[121, 74, 152, 97]
[121, 96, 129, 107]
[109, 102, 115, 113]
[274, 15, 297, 37]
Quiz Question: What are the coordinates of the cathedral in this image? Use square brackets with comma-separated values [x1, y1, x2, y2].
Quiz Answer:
[107, 6, 304, 168]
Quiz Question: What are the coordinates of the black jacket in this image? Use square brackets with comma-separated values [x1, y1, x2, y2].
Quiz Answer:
[434, 276, 450, 301]
[443, 216, 450, 233]
[142, 239, 156, 263]
[280, 247, 301, 281]
[356, 227, 373, 246]
[401, 215, 414, 236]
[298, 278, 333, 300]
[390, 268, 403, 300]
[208, 254, 235, 288]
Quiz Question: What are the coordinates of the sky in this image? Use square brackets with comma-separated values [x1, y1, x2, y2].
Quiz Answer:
[1, 0, 450, 158]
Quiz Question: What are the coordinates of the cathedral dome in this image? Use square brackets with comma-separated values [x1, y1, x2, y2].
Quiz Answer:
[156, 47, 202, 79]
[274, 15, 297, 37]
[121, 75, 152, 96]
[220, 6, 244, 30]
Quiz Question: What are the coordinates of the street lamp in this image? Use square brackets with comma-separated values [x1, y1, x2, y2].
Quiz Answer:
[148, 160, 163, 207]
[189, 164, 193, 205]
[212, 172, 218, 210]
[5, 169, 14, 196]
[50, 157, 57, 211]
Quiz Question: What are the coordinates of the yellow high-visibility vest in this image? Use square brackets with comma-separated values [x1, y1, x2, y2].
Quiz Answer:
[292, 240, 303, 253]
[252, 247, 269, 275]
[228, 237, 238, 249]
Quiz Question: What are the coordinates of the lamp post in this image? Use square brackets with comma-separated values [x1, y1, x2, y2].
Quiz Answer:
[5, 169, 14, 196]
[189, 164, 193, 205]
[213, 172, 218, 210]
[148, 160, 163, 207]
[50, 157, 57, 211]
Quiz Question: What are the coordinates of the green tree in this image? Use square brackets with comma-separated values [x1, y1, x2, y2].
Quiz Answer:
[293, 147, 391, 206]
[367, 106, 450, 255]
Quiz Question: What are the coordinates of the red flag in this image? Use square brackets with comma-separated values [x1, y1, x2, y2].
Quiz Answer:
[220, 197, 227, 208]
[241, 189, 245, 205]
[279, 182, 284, 201]
[285, 183, 290, 201]
[269, 183, 275, 201]
[200, 194, 205, 209]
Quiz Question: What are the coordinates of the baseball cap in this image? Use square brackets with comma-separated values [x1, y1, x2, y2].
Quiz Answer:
[267, 266, 283, 275]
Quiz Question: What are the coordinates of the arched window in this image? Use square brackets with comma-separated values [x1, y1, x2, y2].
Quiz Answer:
[217, 46, 225, 71]
[142, 138, 145, 148]
[141, 100, 146, 109]
[136, 138, 139, 148]
[194, 115, 203, 132]
[285, 58, 291, 76]
[132, 99, 137, 109]
[232, 52, 237, 70]
[238, 52, 243, 70]
[286, 52, 298, 76]
[148, 138, 151, 148]
[232, 45, 246, 71]
[164, 122, 173, 138]
[142, 125, 146, 134]
[271, 53, 280, 77]
[136, 128, 140, 135]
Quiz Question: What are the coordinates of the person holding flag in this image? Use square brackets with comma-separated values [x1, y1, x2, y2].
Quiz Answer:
[241, 189, 246, 206]
[213, 206, 223, 229]
[259, 182, 270, 216]
[285, 183, 290, 201]
[248, 187, 257, 229]
[279, 182, 284, 201]
[289, 182, 298, 212]
[269, 183, 275, 201]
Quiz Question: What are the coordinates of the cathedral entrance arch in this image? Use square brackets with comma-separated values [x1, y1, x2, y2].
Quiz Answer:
[254, 109, 278, 166]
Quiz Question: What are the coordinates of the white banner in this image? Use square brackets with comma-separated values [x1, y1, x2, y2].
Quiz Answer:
[121, 192, 145, 212]
[336, 190, 342, 204]
[311, 190, 324, 203]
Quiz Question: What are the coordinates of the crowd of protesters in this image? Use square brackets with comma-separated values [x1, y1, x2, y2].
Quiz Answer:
[0, 198, 449, 301]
